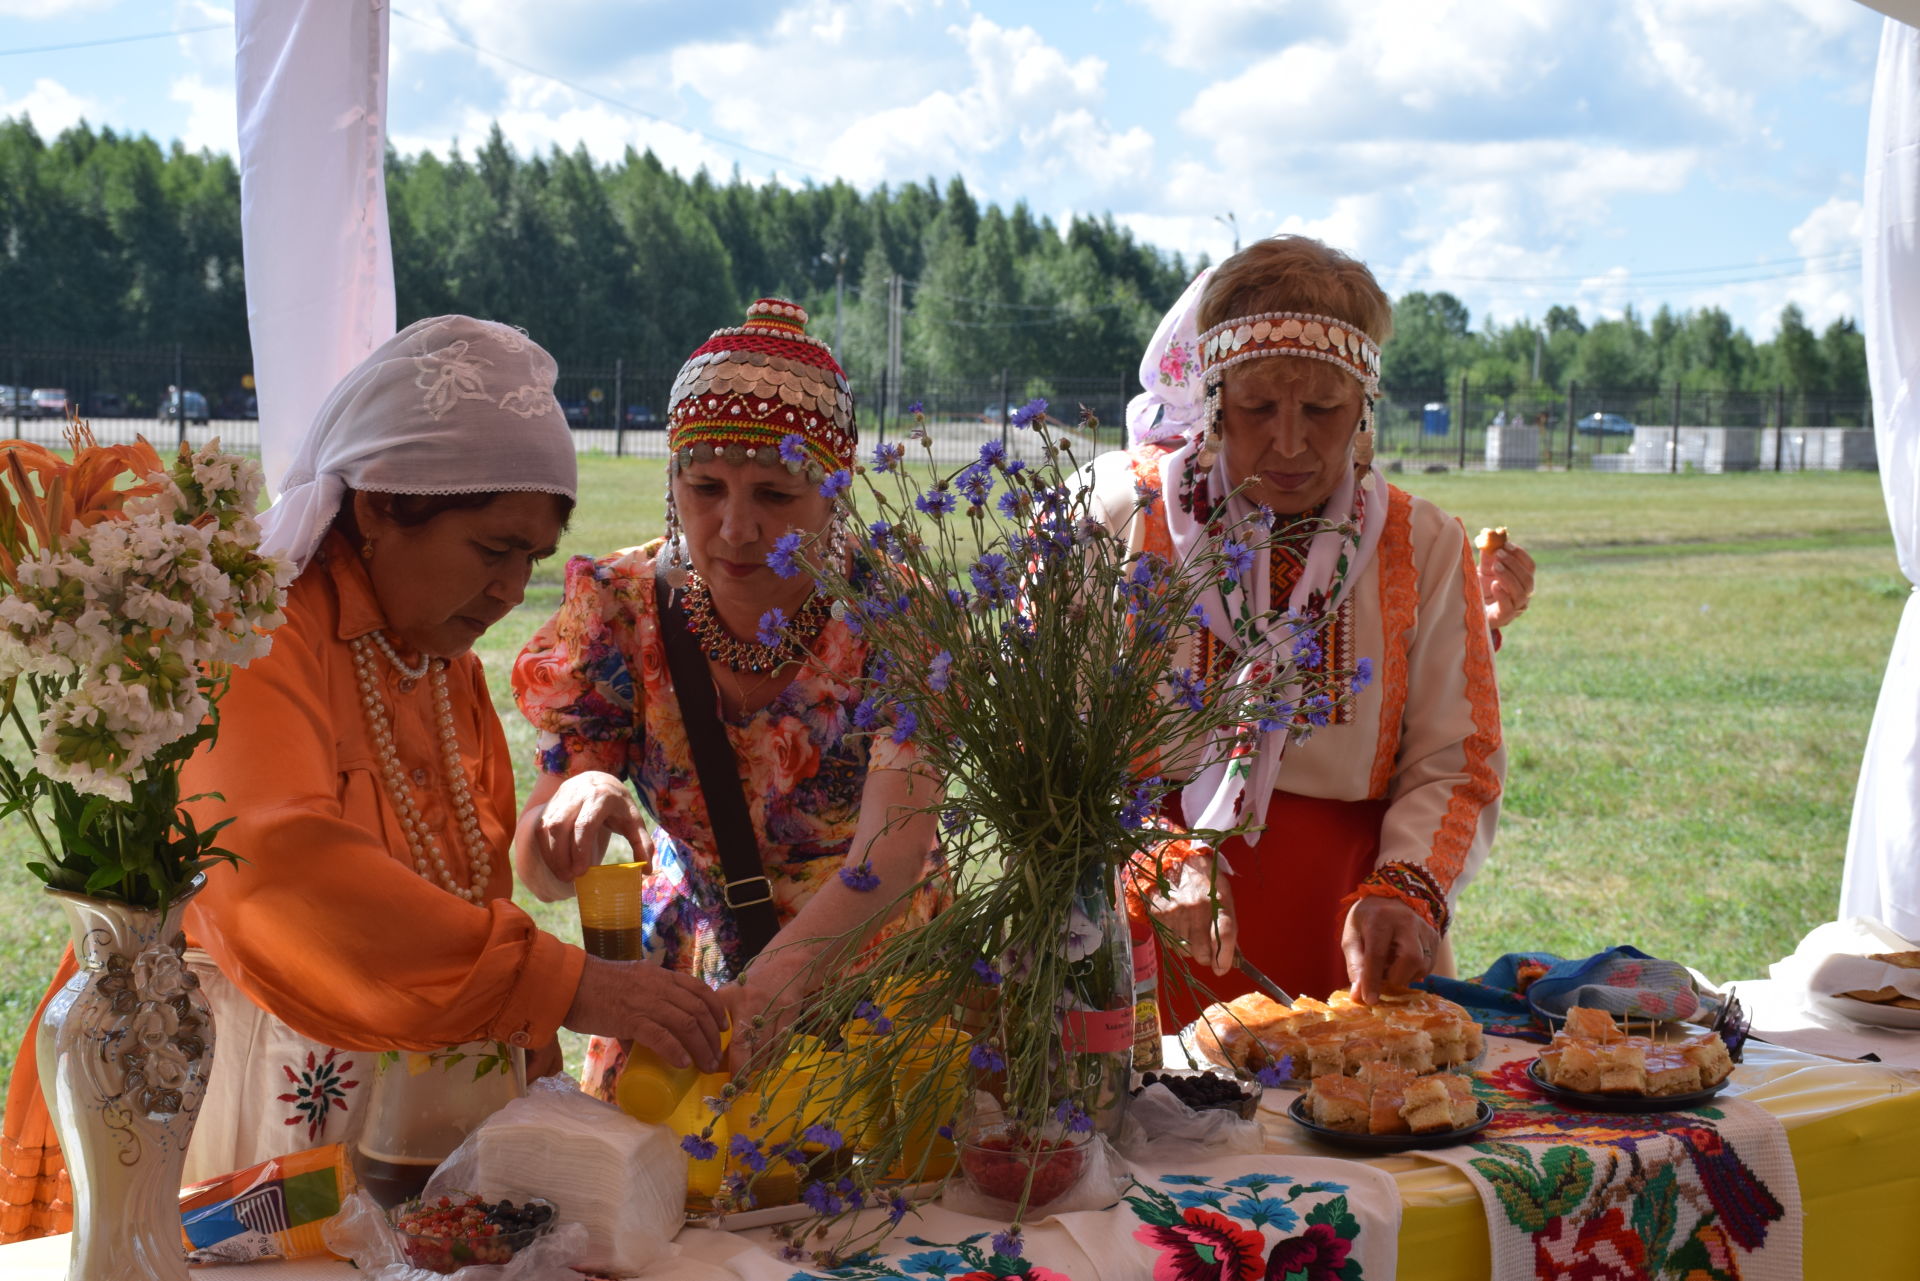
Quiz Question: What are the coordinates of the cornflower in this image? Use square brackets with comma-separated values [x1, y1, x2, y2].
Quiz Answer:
[766, 531, 803, 578]
[778, 434, 808, 466]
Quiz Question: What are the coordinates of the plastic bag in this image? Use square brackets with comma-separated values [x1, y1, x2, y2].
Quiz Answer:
[1112, 1083, 1264, 1164]
[181, 1142, 355, 1264]
[424, 1074, 684, 1276]
[323, 1189, 590, 1280]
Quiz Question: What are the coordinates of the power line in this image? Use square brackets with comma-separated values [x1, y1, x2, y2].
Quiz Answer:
[0, 23, 225, 58]
[1389, 250, 1859, 289]
[388, 7, 826, 179]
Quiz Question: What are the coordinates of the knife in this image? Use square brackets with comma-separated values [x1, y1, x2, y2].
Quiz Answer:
[1235, 954, 1295, 1007]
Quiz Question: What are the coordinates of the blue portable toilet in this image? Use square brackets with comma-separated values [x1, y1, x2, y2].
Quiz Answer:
[1422, 402, 1450, 436]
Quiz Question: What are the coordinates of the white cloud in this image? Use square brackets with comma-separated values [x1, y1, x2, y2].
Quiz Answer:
[169, 73, 234, 154]
[0, 0, 114, 16]
[0, 76, 98, 135]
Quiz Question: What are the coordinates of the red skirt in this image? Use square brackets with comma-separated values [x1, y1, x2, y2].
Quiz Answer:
[1163, 790, 1387, 1029]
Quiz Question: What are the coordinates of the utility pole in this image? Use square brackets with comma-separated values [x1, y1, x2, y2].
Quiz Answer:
[822, 248, 848, 355]
[883, 274, 904, 441]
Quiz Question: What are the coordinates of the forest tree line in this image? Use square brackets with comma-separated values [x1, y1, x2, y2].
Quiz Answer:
[0, 116, 1869, 399]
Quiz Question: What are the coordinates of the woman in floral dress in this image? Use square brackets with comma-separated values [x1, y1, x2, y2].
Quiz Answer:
[513, 300, 944, 1090]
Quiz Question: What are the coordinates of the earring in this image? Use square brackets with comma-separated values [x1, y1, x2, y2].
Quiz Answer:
[1352, 400, 1376, 478]
[662, 467, 690, 590]
[1196, 380, 1223, 469]
[360, 538, 375, 562]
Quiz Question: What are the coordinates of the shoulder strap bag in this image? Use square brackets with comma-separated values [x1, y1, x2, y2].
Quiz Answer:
[652, 559, 783, 964]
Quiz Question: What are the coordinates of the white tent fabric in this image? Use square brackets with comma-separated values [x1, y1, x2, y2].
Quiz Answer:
[1841, 17, 1920, 941]
[234, 0, 396, 495]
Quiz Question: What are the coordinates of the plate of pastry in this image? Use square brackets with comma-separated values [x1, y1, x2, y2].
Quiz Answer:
[1526, 1006, 1736, 1113]
[1183, 987, 1485, 1087]
[1287, 1063, 1492, 1152]
[1810, 950, 1920, 1030]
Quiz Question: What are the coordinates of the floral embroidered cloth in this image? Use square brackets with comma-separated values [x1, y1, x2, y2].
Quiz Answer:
[1418, 1044, 1801, 1281]
[667, 1156, 1400, 1280]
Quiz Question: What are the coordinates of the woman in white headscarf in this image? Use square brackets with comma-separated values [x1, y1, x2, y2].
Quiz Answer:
[1094, 237, 1523, 1016]
[0, 317, 725, 1239]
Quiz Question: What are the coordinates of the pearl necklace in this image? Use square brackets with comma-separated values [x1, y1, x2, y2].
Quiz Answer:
[350, 633, 491, 903]
[370, 629, 431, 682]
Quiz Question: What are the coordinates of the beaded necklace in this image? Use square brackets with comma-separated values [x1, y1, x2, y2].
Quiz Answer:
[682, 573, 832, 673]
[350, 632, 492, 903]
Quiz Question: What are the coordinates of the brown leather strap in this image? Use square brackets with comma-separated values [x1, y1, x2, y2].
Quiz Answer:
[654, 560, 781, 965]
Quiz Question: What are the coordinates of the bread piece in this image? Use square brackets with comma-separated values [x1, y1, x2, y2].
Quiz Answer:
[1459, 1018, 1485, 1062]
[1400, 1077, 1455, 1133]
[1563, 1007, 1624, 1043]
[1369, 1079, 1411, 1135]
[1549, 1041, 1602, 1093]
[1679, 1034, 1734, 1087]
[1475, 526, 1508, 553]
[1645, 1052, 1704, 1096]
[1377, 1025, 1437, 1075]
[1867, 950, 1920, 970]
[1410, 1013, 1467, 1066]
[1305, 1075, 1370, 1133]
[1595, 1043, 1648, 1094]
[1440, 1074, 1480, 1128]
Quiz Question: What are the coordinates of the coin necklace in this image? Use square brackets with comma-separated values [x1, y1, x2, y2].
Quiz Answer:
[351, 632, 491, 902]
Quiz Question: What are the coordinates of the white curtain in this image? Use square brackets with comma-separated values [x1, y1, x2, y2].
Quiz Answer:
[234, 0, 396, 494]
[1841, 17, 1920, 940]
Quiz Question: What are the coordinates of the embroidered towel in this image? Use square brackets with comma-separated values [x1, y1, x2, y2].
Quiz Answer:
[1419, 1054, 1802, 1281]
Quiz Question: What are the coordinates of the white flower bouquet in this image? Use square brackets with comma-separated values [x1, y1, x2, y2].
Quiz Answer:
[0, 423, 289, 910]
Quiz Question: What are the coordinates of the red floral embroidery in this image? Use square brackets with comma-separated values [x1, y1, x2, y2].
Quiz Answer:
[277, 1048, 358, 1141]
[1533, 1206, 1648, 1280]
[1264, 1222, 1352, 1280]
[1133, 1207, 1267, 1281]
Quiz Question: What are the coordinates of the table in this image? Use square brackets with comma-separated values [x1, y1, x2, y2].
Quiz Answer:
[3, 1037, 1916, 1279]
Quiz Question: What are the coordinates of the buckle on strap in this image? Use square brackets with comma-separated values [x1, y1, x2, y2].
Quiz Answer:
[724, 876, 774, 909]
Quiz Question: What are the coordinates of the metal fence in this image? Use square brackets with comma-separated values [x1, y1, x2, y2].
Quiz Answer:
[0, 345, 1878, 474]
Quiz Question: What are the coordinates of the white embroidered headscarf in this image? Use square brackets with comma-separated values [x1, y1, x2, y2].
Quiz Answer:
[259, 315, 579, 575]
[1133, 274, 1389, 835]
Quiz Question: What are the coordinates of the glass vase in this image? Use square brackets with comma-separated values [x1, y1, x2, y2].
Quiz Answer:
[1058, 861, 1134, 1135]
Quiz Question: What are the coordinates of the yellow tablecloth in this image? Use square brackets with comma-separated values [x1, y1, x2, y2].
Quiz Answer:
[2, 1038, 1915, 1279]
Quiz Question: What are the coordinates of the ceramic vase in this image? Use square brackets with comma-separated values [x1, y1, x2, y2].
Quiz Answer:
[37, 877, 212, 1281]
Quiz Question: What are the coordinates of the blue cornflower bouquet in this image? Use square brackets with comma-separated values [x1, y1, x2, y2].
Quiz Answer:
[705, 401, 1368, 1266]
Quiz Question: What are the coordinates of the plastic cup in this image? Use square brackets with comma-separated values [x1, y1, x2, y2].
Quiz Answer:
[575, 860, 647, 961]
[887, 1027, 968, 1181]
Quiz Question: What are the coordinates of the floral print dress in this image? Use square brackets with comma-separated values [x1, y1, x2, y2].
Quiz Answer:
[512, 540, 944, 1093]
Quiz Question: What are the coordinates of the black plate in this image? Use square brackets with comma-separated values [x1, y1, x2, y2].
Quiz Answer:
[1286, 1094, 1492, 1151]
[1525, 1058, 1728, 1113]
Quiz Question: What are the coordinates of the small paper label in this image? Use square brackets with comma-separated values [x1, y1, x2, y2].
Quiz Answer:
[1061, 1007, 1134, 1053]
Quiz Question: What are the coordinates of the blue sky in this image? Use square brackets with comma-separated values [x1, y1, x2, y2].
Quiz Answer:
[0, 0, 1885, 339]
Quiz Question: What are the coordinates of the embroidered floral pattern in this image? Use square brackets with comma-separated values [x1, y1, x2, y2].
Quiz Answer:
[277, 1048, 359, 1142]
[1128, 1173, 1366, 1281]
[1455, 1059, 1789, 1281]
[412, 340, 494, 419]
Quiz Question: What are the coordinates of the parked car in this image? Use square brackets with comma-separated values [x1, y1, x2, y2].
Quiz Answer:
[29, 389, 69, 419]
[157, 389, 211, 425]
[85, 392, 128, 417]
[622, 403, 661, 430]
[559, 399, 591, 428]
[0, 386, 19, 416]
[1577, 412, 1636, 437]
[216, 390, 258, 420]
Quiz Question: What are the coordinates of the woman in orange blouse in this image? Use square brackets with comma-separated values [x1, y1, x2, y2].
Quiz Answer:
[0, 316, 725, 1242]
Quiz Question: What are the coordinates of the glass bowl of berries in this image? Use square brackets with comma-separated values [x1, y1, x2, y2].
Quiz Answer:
[387, 1191, 556, 1273]
[1133, 1069, 1261, 1120]
[956, 1123, 1090, 1209]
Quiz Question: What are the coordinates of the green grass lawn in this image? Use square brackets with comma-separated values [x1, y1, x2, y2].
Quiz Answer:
[0, 461, 1900, 1092]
